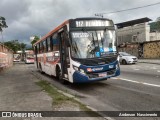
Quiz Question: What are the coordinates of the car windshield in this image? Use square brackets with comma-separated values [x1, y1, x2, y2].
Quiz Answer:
[71, 30, 116, 58]
[119, 52, 131, 56]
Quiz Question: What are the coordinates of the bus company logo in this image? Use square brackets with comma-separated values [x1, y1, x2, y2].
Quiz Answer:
[2, 112, 11, 117]
[87, 67, 103, 72]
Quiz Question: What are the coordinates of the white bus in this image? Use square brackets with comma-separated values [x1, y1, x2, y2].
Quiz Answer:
[34, 17, 120, 83]
[25, 50, 34, 64]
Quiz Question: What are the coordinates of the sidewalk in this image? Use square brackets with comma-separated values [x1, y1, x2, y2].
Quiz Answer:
[0, 63, 104, 120]
[138, 59, 160, 65]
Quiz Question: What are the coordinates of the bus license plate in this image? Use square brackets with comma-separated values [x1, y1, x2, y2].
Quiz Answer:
[99, 72, 107, 77]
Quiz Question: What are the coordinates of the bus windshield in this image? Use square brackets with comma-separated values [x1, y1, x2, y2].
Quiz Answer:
[71, 30, 116, 59]
[26, 54, 34, 59]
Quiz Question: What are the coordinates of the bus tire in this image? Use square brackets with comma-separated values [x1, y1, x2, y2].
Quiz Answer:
[39, 63, 44, 74]
[56, 66, 68, 84]
[56, 66, 61, 80]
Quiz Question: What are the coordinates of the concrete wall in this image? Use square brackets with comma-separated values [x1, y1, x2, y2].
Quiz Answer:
[143, 41, 160, 58]
[117, 23, 150, 45]
[0, 43, 13, 71]
[150, 32, 160, 41]
[118, 41, 160, 59]
[118, 44, 139, 57]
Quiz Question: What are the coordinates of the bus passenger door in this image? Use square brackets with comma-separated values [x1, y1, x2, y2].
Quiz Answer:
[59, 30, 70, 79]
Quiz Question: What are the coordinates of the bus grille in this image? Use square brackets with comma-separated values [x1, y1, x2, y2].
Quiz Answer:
[73, 56, 117, 66]
[87, 69, 116, 78]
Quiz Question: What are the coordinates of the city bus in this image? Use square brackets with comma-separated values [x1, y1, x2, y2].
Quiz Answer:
[33, 17, 120, 83]
[25, 50, 34, 64]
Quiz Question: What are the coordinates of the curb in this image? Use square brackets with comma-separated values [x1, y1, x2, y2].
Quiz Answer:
[31, 70, 115, 120]
[138, 62, 160, 65]
[57, 89, 115, 120]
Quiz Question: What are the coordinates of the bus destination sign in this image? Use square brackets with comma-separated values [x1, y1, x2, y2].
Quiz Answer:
[75, 20, 112, 27]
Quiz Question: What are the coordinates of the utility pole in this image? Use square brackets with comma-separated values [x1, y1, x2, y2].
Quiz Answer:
[95, 13, 104, 18]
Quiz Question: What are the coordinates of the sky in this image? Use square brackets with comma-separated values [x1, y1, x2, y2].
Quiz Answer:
[1, 0, 160, 45]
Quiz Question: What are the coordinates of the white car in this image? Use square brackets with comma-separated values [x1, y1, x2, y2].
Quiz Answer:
[119, 52, 138, 65]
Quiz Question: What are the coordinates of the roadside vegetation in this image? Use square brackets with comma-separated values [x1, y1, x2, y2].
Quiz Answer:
[36, 80, 74, 105]
[36, 80, 101, 117]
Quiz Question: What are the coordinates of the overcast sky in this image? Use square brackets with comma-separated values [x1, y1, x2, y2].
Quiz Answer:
[1, 0, 160, 45]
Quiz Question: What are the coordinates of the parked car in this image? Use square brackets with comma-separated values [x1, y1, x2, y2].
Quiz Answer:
[119, 52, 138, 65]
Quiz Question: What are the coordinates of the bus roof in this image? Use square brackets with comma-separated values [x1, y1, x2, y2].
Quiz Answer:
[34, 17, 113, 46]
[34, 20, 69, 46]
[73, 17, 112, 21]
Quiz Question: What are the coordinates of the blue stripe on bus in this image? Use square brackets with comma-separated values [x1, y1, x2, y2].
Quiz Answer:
[73, 69, 120, 83]
[79, 61, 118, 73]
[73, 61, 120, 83]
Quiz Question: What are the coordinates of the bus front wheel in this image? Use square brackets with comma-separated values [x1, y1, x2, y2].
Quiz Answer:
[56, 67, 68, 84]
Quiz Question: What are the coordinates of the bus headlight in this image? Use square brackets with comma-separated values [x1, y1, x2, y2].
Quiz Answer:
[80, 69, 85, 74]
[73, 65, 79, 71]
[72, 65, 86, 75]
[117, 55, 120, 61]
[116, 63, 119, 69]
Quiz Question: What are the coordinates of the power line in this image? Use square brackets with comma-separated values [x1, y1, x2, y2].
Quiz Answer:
[95, 2, 160, 15]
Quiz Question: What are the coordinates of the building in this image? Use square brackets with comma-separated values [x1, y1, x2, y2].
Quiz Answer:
[150, 32, 160, 41]
[115, 17, 160, 58]
[116, 17, 152, 46]
[0, 43, 13, 71]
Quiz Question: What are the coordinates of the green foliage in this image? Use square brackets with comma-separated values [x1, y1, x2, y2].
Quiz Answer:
[36, 80, 73, 105]
[0, 16, 8, 32]
[150, 19, 160, 32]
[4, 40, 26, 53]
[31, 36, 40, 45]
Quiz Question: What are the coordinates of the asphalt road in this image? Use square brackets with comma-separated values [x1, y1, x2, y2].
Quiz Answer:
[28, 62, 160, 120]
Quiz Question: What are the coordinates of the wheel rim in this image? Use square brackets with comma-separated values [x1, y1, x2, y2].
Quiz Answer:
[122, 60, 126, 65]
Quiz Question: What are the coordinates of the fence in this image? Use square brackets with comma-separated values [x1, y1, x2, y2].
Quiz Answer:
[143, 40, 160, 58]
[118, 40, 160, 59]
[0, 43, 13, 71]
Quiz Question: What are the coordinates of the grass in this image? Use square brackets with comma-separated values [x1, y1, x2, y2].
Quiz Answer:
[36, 80, 73, 105]
[36, 80, 101, 117]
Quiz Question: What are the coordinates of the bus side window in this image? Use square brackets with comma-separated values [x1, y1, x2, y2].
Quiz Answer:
[47, 37, 51, 51]
[54, 39, 59, 51]
[52, 33, 59, 51]
[40, 42, 44, 53]
[40, 42, 42, 53]
[38, 43, 40, 53]
[43, 40, 46, 53]
[50, 36, 53, 51]
[34, 45, 38, 54]
[45, 39, 48, 52]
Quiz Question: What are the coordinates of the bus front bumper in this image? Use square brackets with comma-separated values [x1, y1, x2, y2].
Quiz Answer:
[73, 68, 120, 83]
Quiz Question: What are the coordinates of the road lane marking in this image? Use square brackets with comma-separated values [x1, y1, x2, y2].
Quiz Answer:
[119, 78, 140, 83]
[112, 77, 160, 88]
[151, 67, 157, 69]
[134, 69, 140, 71]
[142, 83, 160, 87]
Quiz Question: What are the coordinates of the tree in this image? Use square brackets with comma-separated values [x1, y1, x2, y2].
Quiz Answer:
[4, 40, 26, 53]
[155, 17, 160, 32]
[0, 16, 8, 42]
[31, 36, 40, 48]
[150, 17, 160, 32]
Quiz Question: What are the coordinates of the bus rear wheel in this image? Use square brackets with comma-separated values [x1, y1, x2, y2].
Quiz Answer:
[56, 67, 61, 80]
[39, 63, 44, 74]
